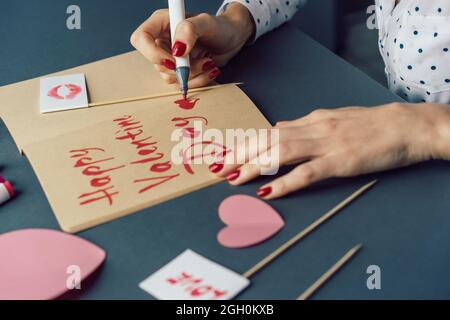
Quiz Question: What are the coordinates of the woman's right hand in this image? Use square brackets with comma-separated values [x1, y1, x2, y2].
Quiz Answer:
[130, 3, 255, 88]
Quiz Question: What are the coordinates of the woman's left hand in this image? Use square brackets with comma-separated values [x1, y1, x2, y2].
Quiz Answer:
[210, 103, 449, 199]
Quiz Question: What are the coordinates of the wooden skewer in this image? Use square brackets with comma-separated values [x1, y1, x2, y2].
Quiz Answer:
[297, 244, 362, 300]
[88, 82, 244, 108]
[242, 180, 377, 279]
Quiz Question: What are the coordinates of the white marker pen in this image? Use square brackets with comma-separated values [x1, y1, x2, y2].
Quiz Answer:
[168, 0, 190, 99]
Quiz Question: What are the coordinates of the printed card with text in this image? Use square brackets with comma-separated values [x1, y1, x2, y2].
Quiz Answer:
[139, 250, 250, 300]
[40, 73, 88, 113]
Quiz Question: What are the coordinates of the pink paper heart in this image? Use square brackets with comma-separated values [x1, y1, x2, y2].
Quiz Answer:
[217, 195, 285, 248]
[0, 229, 106, 300]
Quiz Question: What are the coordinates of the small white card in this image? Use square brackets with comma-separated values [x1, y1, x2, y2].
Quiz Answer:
[139, 249, 250, 300]
[40, 73, 88, 113]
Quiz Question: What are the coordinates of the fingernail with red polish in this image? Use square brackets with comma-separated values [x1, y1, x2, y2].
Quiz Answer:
[209, 68, 221, 80]
[209, 163, 224, 173]
[227, 170, 240, 182]
[216, 149, 230, 162]
[172, 41, 187, 57]
[161, 59, 176, 70]
[202, 60, 216, 72]
[257, 186, 272, 198]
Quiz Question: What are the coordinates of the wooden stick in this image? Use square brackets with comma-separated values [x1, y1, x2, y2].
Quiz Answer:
[297, 244, 362, 300]
[88, 82, 243, 108]
[243, 180, 377, 279]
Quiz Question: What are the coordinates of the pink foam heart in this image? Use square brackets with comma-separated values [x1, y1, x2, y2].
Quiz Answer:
[0, 229, 106, 300]
[218, 195, 285, 248]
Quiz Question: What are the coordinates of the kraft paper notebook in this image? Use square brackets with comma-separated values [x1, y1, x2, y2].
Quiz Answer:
[0, 51, 271, 233]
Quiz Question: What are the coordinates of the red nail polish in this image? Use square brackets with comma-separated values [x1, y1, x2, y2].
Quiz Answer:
[209, 163, 224, 173]
[209, 68, 221, 79]
[215, 149, 230, 162]
[227, 170, 240, 182]
[172, 41, 187, 57]
[161, 59, 176, 70]
[257, 186, 272, 198]
[202, 60, 216, 72]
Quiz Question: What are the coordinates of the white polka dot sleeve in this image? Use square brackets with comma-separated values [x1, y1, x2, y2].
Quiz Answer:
[217, 0, 305, 40]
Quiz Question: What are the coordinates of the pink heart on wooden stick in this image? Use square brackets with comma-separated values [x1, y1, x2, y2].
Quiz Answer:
[217, 195, 285, 249]
[0, 229, 106, 300]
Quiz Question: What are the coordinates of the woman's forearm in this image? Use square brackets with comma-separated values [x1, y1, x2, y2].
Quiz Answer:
[219, 2, 255, 45]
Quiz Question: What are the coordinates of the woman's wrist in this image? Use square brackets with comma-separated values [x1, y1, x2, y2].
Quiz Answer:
[428, 104, 450, 160]
[402, 103, 450, 161]
[219, 2, 255, 45]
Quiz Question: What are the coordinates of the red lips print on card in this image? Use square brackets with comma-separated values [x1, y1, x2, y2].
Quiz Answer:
[47, 83, 82, 100]
[40, 73, 88, 113]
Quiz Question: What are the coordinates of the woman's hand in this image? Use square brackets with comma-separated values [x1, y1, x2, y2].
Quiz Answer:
[130, 3, 255, 88]
[211, 103, 450, 199]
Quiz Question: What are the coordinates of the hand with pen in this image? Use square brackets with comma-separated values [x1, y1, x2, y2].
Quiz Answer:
[130, 3, 255, 88]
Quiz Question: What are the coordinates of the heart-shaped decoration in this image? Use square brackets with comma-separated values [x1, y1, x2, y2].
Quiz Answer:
[0, 229, 106, 300]
[217, 195, 285, 249]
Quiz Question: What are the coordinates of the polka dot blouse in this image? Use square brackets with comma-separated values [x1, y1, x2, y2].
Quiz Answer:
[376, 0, 450, 104]
[218, 0, 450, 104]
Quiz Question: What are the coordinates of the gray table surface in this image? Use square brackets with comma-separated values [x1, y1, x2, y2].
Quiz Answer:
[1, 0, 450, 300]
